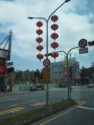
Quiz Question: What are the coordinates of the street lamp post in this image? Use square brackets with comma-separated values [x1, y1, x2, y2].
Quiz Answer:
[58, 46, 79, 100]
[28, 0, 70, 106]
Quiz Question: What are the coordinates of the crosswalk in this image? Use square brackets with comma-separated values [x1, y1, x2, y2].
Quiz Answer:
[0, 101, 47, 116]
[0, 107, 24, 116]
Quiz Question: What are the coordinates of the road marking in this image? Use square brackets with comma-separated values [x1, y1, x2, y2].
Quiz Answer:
[8, 104, 19, 107]
[76, 100, 86, 106]
[8, 100, 37, 107]
[0, 107, 24, 116]
[78, 106, 94, 111]
[40, 106, 77, 125]
[31, 102, 46, 106]
[0, 98, 18, 102]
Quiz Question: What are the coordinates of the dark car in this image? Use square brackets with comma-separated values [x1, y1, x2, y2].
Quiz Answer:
[88, 84, 94, 88]
[59, 81, 67, 88]
[29, 86, 37, 91]
[36, 84, 45, 90]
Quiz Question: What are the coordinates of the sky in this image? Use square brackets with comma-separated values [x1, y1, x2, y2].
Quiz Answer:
[0, 0, 94, 71]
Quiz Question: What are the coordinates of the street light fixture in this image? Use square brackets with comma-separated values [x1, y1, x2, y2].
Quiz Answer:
[58, 47, 79, 100]
[65, 0, 71, 2]
[28, 0, 71, 106]
[45, 46, 79, 100]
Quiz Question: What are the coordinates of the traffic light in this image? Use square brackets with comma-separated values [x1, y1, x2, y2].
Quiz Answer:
[43, 67, 50, 84]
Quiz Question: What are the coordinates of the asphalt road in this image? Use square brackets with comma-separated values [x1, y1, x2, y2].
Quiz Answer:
[32, 86, 94, 125]
[32, 106, 94, 125]
[0, 85, 94, 120]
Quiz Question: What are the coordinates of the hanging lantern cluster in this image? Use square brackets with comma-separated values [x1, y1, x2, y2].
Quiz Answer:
[36, 21, 44, 61]
[51, 15, 59, 59]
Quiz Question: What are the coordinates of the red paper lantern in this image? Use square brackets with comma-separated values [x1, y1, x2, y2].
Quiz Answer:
[51, 33, 59, 39]
[51, 24, 58, 30]
[51, 15, 58, 22]
[36, 21, 43, 27]
[51, 52, 59, 58]
[36, 29, 43, 35]
[36, 53, 44, 60]
[36, 37, 43, 43]
[51, 42, 59, 49]
[36, 45, 43, 51]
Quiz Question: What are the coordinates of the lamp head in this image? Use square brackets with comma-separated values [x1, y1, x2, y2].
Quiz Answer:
[65, 0, 71, 2]
[28, 17, 33, 19]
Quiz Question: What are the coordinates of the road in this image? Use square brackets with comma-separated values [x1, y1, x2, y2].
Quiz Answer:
[32, 85, 94, 125]
[0, 85, 94, 121]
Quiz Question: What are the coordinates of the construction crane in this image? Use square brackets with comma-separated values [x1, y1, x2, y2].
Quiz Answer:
[0, 30, 12, 60]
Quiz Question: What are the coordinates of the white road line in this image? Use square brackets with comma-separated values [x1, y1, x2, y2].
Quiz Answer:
[8, 104, 19, 107]
[0, 98, 18, 102]
[40, 106, 77, 125]
[8, 100, 37, 107]
[78, 106, 94, 111]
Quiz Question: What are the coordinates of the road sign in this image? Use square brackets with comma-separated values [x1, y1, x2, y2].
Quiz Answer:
[43, 67, 50, 84]
[78, 39, 87, 48]
[0, 58, 6, 66]
[6, 61, 13, 68]
[79, 47, 88, 54]
[0, 49, 9, 59]
[43, 59, 50, 67]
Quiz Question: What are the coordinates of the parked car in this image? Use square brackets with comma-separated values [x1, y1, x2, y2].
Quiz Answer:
[36, 84, 45, 90]
[88, 84, 94, 88]
[30, 84, 45, 91]
[59, 81, 67, 88]
[29, 85, 37, 91]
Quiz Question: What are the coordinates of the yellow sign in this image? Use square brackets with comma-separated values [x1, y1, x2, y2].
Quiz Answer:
[63, 59, 75, 68]
[43, 67, 50, 84]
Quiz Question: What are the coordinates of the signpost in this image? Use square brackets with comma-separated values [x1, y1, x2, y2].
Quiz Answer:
[43, 67, 50, 83]
[43, 59, 50, 67]
[0, 49, 9, 59]
[78, 39, 87, 48]
[79, 47, 88, 54]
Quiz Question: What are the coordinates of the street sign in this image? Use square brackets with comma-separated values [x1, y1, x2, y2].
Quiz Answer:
[0, 49, 9, 59]
[0, 58, 6, 66]
[78, 39, 87, 48]
[43, 59, 50, 67]
[6, 61, 13, 69]
[79, 47, 88, 54]
[7, 67, 14, 73]
[43, 67, 50, 84]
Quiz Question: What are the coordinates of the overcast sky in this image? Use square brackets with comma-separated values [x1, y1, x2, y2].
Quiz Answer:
[0, 0, 94, 71]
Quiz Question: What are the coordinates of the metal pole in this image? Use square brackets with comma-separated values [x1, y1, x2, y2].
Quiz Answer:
[46, 20, 49, 106]
[66, 53, 70, 99]
[57, 46, 79, 100]
[67, 46, 79, 100]
[28, 0, 71, 106]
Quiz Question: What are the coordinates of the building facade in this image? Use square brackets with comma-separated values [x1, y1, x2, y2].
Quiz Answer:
[50, 58, 80, 85]
[50, 61, 63, 84]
